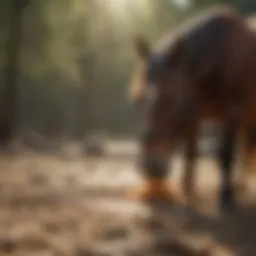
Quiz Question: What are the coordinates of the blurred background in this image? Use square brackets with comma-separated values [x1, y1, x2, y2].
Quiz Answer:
[0, 1, 256, 256]
[1, 0, 255, 153]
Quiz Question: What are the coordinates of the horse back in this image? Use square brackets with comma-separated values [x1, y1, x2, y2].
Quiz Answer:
[195, 13, 256, 102]
[181, 9, 256, 125]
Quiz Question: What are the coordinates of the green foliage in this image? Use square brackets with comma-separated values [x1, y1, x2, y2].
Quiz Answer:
[191, 0, 256, 14]
[1, 0, 255, 138]
[21, 0, 84, 82]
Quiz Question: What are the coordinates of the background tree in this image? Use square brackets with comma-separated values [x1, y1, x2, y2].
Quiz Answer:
[0, 0, 255, 146]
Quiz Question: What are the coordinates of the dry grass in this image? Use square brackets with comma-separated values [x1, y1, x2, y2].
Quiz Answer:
[0, 152, 253, 255]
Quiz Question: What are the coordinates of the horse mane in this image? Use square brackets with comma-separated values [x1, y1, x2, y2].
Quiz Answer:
[155, 5, 241, 53]
[128, 4, 243, 103]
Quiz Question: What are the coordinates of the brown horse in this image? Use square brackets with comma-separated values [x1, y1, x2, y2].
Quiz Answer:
[129, 5, 256, 212]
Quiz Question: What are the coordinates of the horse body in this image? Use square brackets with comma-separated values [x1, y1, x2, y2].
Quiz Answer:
[130, 5, 256, 212]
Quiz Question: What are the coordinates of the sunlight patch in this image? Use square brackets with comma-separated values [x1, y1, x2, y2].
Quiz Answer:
[172, 0, 190, 9]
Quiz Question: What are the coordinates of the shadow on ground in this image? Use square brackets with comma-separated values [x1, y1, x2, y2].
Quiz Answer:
[140, 195, 256, 256]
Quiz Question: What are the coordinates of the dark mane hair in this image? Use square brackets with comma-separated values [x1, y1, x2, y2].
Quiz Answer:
[129, 5, 245, 102]
[154, 5, 242, 53]
[154, 5, 244, 75]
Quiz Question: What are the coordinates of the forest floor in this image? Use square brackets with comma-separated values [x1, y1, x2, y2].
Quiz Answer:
[0, 146, 256, 256]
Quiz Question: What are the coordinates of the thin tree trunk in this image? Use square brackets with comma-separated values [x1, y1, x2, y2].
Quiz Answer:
[73, 0, 98, 140]
[76, 54, 94, 139]
[0, 0, 27, 146]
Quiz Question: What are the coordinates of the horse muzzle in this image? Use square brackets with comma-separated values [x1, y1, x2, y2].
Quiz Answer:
[139, 153, 170, 180]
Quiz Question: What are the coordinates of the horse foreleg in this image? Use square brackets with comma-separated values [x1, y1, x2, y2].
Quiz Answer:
[218, 122, 237, 212]
[182, 130, 197, 206]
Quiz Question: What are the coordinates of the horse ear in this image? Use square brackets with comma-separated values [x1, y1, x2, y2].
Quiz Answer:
[134, 35, 151, 59]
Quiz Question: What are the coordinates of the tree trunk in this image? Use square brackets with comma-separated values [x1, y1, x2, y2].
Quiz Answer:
[76, 54, 94, 139]
[0, 0, 27, 146]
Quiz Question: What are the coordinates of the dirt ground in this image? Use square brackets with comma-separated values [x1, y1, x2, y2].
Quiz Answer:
[0, 150, 256, 256]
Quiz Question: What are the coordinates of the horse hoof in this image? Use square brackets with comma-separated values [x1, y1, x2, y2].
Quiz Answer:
[128, 180, 185, 205]
[220, 199, 236, 214]
[220, 186, 236, 213]
[220, 206, 235, 215]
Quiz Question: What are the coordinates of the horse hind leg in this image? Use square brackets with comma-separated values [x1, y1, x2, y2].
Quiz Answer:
[236, 127, 256, 196]
[218, 122, 237, 212]
[246, 127, 256, 173]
